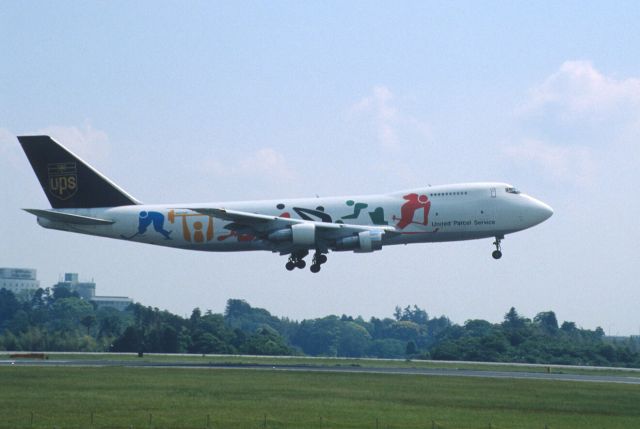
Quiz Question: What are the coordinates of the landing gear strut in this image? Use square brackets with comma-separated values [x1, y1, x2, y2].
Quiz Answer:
[492, 236, 503, 260]
[285, 250, 308, 271]
[310, 251, 328, 273]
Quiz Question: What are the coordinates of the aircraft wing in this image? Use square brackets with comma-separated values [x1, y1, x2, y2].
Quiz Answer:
[23, 209, 115, 225]
[187, 207, 398, 238]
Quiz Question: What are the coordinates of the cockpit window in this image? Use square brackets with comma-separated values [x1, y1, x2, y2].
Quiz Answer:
[505, 187, 520, 194]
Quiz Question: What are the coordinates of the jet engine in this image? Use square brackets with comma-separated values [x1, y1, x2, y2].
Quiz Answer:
[335, 230, 384, 253]
[268, 223, 316, 247]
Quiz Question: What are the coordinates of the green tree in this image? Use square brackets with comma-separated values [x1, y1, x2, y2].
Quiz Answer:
[406, 340, 418, 356]
[560, 321, 577, 334]
[241, 327, 291, 355]
[534, 311, 559, 335]
[0, 288, 20, 327]
[503, 307, 526, 329]
[367, 339, 406, 358]
[292, 316, 341, 356]
[338, 321, 371, 357]
[386, 321, 422, 341]
[464, 319, 493, 337]
[81, 315, 96, 335]
[52, 285, 79, 300]
[50, 298, 95, 332]
[97, 307, 128, 338]
[113, 326, 143, 352]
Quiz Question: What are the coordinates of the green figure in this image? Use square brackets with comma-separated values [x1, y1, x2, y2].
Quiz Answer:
[368, 207, 388, 225]
[341, 200, 368, 219]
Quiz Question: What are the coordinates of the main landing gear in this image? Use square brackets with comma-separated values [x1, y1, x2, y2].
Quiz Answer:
[285, 250, 308, 271]
[310, 251, 328, 273]
[492, 236, 503, 260]
[285, 250, 327, 273]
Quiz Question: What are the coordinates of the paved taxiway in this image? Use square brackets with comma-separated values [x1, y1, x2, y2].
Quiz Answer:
[2, 359, 640, 385]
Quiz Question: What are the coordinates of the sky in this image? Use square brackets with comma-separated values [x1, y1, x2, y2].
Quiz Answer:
[2, 2, 640, 334]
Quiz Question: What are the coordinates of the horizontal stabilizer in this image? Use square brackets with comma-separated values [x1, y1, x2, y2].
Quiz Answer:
[23, 209, 115, 225]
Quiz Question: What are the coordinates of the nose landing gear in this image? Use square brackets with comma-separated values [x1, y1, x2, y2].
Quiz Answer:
[492, 236, 503, 259]
[310, 251, 328, 273]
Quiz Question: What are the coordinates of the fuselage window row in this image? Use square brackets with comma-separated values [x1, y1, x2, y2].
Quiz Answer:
[429, 192, 469, 197]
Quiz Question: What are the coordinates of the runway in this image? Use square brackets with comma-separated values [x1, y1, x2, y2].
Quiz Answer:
[3, 359, 640, 385]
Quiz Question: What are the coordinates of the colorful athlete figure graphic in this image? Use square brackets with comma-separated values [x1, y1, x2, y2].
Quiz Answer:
[121, 211, 172, 239]
[368, 207, 388, 225]
[218, 207, 292, 242]
[341, 200, 368, 219]
[293, 206, 332, 223]
[217, 230, 255, 242]
[394, 193, 431, 229]
[167, 210, 214, 243]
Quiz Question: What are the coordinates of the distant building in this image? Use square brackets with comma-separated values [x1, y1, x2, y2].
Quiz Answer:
[0, 268, 40, 300]
[90, 296, 133, 311]
[54, 272, 132, 311]
[53, 272, 96, 300]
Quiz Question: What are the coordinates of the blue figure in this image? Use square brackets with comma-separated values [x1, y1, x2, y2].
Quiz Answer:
[121, 211, 172, 240]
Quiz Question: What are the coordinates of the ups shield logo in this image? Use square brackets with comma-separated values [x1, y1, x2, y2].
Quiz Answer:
[48, 162, 78, 200]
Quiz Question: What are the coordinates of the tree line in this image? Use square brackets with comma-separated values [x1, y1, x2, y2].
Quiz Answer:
[1, 286, 639, 367]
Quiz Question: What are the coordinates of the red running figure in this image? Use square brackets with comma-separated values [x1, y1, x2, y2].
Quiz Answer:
[395, 193, 431, 229]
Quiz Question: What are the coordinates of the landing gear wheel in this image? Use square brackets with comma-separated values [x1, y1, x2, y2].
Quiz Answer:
[285, 261, 295, 271]
[310, 264, 321, 273]
[317, 254, 327, 264]
[492, 236, 503, 260]
[296, 260, 306, 269]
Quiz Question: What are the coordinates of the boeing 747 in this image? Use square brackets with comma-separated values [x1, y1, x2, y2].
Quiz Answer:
[18, 135, 553, 273]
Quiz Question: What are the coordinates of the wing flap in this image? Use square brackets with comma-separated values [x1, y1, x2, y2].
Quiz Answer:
[187, 207, 397, 237]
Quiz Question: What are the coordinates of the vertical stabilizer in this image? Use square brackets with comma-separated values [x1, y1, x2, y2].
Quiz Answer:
[18, 135, 140, 208]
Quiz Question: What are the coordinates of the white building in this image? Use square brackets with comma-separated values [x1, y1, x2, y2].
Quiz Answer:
[53, 272, 96, 300]
[0, 268, 40, 300]
[54, 272, 133, 311]
[90, 296, 133, 311]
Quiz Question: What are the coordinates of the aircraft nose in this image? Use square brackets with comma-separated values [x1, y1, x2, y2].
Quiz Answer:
[529, 197, 554, 225]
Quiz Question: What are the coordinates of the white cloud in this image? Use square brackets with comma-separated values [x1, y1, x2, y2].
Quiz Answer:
[503, 138, 596, 186]
[520, 60, 640, 120]
[350, 85, 431, 149]
[351, 86, 399, 148]
[238, 148, 296, 181]
[34, 123, 110, 162]
[507, 61, 640, 186]
[204, 147, 296, 182]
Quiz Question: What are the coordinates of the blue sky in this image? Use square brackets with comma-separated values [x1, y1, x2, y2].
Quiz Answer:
[2, 2, 640, 334]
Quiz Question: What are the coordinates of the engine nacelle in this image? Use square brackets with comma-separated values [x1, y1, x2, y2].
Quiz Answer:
[268, 228, 292, 242]
[291, 223, 316, 246]
[335, 230, 384, 253]
[268, 223, 316, 247]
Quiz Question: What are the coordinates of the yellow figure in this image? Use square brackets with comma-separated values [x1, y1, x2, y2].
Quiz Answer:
[168, 210, 214, 243]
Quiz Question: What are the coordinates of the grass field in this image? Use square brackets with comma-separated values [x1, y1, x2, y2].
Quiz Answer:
[1, 365, 639, 429]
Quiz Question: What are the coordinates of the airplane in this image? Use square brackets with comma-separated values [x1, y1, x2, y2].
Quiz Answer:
[17, 135, 553, 273]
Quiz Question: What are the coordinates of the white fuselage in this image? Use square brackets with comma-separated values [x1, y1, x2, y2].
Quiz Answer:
[36, 182, 553, 254]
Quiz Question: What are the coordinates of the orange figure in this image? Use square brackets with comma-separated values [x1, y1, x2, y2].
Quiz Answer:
[189, 218, 214, 243]
[181, 214, 192, 241]
[193, 221, 204, 242]
[168, 209, 214, 242]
